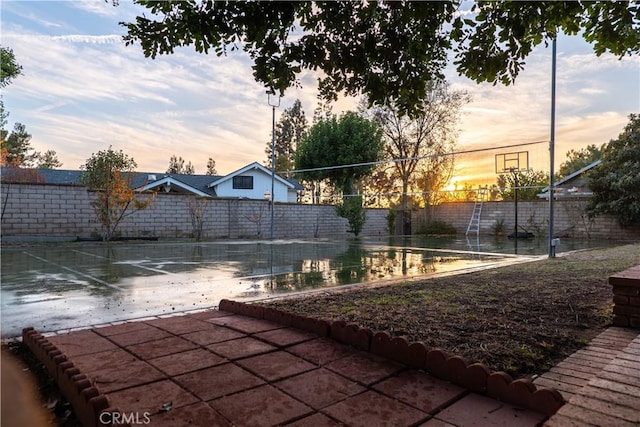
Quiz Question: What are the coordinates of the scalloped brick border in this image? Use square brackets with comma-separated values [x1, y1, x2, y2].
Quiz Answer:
[218, 299, 565, 417]
[22, 327, 124, 427]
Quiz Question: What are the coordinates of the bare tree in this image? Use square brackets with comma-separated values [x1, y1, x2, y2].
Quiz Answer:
[362, 81, 469, 216]
[186, 197, 210, 241]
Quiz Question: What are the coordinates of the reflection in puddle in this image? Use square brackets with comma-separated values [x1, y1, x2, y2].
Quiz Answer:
[3, 235, 612, 337]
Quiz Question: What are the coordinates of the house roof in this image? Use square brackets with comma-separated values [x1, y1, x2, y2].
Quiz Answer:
[133, 173, 220, 196]
[207, 162, 304, 191]
[537, 159, 601, 199]
[36, 168, 84, 185]
[5, 164, 303, 196]
[14, 168, 219, 196]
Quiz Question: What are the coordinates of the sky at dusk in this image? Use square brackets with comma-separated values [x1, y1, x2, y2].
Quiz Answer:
[2, 1, 638, 187]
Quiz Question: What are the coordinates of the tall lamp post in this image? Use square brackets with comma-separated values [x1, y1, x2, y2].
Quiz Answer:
[549, 37, 557, 258]
[267, 90, 280, 240]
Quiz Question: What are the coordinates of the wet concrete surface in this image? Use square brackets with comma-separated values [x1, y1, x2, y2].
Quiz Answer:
[1, 236, 610, 338]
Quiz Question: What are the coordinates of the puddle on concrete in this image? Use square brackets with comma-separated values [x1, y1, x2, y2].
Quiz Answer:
[0, 236, 617, 337]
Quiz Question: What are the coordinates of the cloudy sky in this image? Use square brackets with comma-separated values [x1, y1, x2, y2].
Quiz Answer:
[2, 1, 638, 186]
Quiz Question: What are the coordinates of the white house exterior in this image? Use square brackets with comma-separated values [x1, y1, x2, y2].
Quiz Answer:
[21, 162, 303, 203]
[207, 162, 301, 203]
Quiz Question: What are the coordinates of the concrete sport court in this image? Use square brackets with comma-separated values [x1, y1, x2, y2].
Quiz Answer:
[0, 236, 612, 338]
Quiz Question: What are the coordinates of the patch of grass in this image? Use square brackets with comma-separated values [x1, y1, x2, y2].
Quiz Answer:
[261, 243, 640, 378]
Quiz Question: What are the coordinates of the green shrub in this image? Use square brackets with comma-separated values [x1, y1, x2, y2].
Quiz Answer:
[336, 196, 367, 236]
[386, 209, 397, 235]
[416, 220, 456, 235]
[491, 218, 505, 235]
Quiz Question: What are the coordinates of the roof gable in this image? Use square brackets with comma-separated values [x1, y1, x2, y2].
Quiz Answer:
[540, 159, 602, 192]
[135, 176, 213, 197]
[537, 159, 601, 199]
[208, 162, 295, 189]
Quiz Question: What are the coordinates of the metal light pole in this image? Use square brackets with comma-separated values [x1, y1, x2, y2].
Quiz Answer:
[267, 90, 280, 240]
[549, 37, 557, 258]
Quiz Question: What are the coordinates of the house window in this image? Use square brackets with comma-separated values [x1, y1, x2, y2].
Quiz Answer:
[233, 175, 253, 190]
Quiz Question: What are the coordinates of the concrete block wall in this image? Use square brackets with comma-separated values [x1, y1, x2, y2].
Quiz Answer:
[418, 200, 640, 240]
[1, 184, 99, 237]
[4, 183, 636, 241]
[1, 183, 388, 240]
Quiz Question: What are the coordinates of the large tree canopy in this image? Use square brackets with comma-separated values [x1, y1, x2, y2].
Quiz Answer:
[295, 111, 384, 195]
[556, 143, 604, 179]
[295, 111, 383, 235]
[121, 1, 640, 115]
[587, 114, 640, 228]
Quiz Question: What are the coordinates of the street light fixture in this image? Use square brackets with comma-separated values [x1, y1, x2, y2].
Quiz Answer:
[267, 90, 280, 240]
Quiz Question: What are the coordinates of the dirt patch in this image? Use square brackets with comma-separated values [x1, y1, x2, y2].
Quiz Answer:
[259, 243, 640, 378]
[1, 340, 82, 426]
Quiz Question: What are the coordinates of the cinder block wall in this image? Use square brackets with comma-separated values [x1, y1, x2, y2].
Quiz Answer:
[0, 183, 388, 239]
[414, 200, 640, 240]
[3, 183, 638, 240]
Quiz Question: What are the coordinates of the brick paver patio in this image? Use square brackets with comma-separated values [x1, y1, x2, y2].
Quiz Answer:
[24, 308, 557, 427]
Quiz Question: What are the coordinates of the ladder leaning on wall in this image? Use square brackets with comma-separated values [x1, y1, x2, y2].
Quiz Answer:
[465, 186, 489, 236]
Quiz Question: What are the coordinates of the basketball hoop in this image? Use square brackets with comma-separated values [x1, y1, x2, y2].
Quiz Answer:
[495, 151, 530, 175]
[495, 151, 533, 239]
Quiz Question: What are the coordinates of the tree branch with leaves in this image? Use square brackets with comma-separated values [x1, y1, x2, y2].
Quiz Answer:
[80, 147, 154, 241]
[362, 81, 469, 212]
[119, 1, 639, 116]
[295, 112, 384, 236]
[587, 114, 640, 228]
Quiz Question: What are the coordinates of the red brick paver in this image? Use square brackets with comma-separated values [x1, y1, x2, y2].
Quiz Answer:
[149, 402, 232, 427]
[48, 329, 118, 356]
[322, 390, 429, 427]
[373, 370, 467, 414]
[325, 351, 404, 385]
[542, 329, 640, 427]
[209, 384, 313, 426]
[146, 348, 225, 376]
[206, 336, 276, 359]
[174, 363, 265, 401]
[534, 327, 637, 401]
[434, 393, 547, 426]
[237, 350, 316, 381]
[275, 367, 366, 409]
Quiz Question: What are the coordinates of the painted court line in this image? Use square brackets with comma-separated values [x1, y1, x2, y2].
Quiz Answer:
[72, 249, 176, 275]
[383, 245, 540, 258]
[22, 251, 125, 291]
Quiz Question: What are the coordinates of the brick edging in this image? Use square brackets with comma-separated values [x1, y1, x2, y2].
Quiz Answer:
[21, 327, 124, 427]
[218, 299, 565, 417]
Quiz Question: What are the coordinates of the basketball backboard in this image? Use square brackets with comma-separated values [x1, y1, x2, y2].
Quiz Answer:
[495, 151, 530, 174]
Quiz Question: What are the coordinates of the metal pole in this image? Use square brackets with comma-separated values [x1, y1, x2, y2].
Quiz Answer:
[267, 91, 280, 240]
[270, 104, 275, 239]
[514, 170, 518, 237]
[549, 38, 557, 258]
